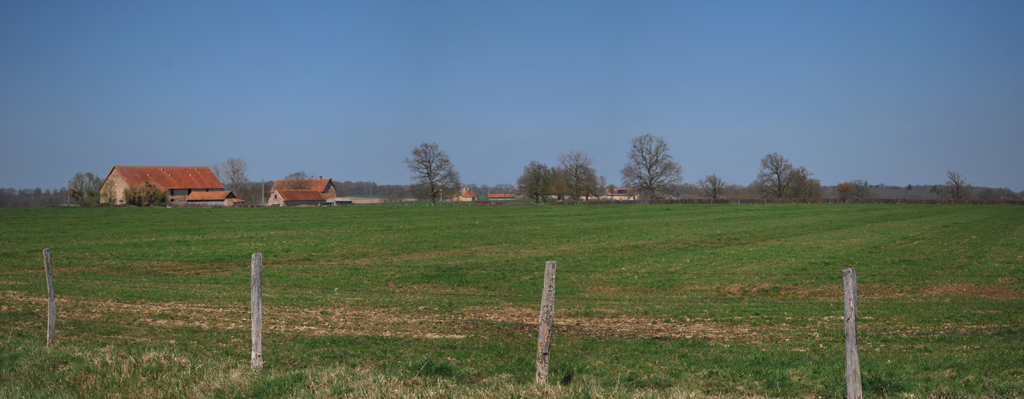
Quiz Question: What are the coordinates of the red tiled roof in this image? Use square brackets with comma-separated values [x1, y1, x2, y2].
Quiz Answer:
[186, 191, 236, 201]
[275, 190, 327, 202]
[460, 188, 477, 198]
[111, 166, 223, 190]
[227, 198, 245, 203]
[270, 179, 332, 193]
[488, 194, 516, 199]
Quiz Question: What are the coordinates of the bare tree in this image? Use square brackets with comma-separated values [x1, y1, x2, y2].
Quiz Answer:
[404, 142, 462, 205]
[755, 153, 792, 198]
[620, 134, 683, 199]
[587, 175, 607, 201]
[785, 166, 823, 198]
[212, 158, 250, 198]
[557, 151, 598, 200]
[516, 161, 556, 203]
[847, 180, 872, 199]
[944, 170, 972, 200]
[978, 187, 1018, 201]
[69, 172, 103, 206]
[697, 173, 727, 200]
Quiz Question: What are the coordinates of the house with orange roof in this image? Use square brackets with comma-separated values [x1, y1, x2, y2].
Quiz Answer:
[101, 166, 225, 205]
[487, 193, 517, 201]
[267, 190, 328, 207]
[604, 187, 637, 201]
[451, 187, 478, 202]
[269, 177, 337, 198]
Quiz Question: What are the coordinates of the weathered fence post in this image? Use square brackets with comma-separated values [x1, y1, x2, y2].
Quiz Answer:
[251, 252, 263, 370]
[536, 260, 557, 384]
[44, 248, 55, 346]
[842, 267, 863, 399]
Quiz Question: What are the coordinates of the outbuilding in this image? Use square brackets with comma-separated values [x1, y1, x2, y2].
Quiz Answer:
[186, 191, 244, 207]
[326, 197, 354, 206]
[268, 190, 327, 207]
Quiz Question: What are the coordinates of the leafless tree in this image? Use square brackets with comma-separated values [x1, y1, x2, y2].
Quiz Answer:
[557, 151, 598, 200]
[212, 158, 250, 198]
[785, 166, 823, 198]
[697, 174, 727, 200]
[944, 170, 972, 200]
[620, 134, 683, 199]
[978, 187, 1018, 201]
[848, 180, 872, 199]
[587, 175, 607, 200]
[404, 142, 462, 205]
[516, 161, 556, 203]
[755, 153, 792, 198]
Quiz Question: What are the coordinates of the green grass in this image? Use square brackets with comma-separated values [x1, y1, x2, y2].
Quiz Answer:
[1, 204, 1022, 397]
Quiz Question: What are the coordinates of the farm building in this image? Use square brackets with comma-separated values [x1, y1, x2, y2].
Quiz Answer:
[487, 193, 516, 201]
[451, 187, 478, 202]
[269, 177, 337, 198]
[186, 191, 244, 207]
[326, 197, 354, 206]
[604, 187, 637, 201]
[100, 166, 224, 205]
[268, 190, 327, 207]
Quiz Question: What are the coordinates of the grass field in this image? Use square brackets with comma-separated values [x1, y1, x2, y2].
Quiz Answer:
[1, 204, 1022, 398]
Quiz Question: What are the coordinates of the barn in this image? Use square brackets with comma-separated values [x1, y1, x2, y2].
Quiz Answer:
[451, 187, 478, 202]
[186, 191, 244, 207]
[101, 166, 224, 205]
[269, 177, 337, 198]
[487, 193, 517, 201]
[268, 190, 327, 207]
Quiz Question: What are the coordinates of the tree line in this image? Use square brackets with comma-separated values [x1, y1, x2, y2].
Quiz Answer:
[402, 135, 1023, 204]
[32, 137, 1024, 208]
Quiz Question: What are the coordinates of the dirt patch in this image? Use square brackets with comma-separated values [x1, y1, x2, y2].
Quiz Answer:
[586, 283, 837, 299]
[708, 283, 835, 299]
[1, 292, 793, 344]
[920, 284, 1022, 300]
[860, 283, 1022, 300]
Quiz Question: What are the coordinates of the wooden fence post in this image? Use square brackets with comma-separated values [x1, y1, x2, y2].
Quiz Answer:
[842, 267, 863, 399]
[536, 260, 557, 384]
[251, 252, 263, 370]
[44, 248, 55, 346]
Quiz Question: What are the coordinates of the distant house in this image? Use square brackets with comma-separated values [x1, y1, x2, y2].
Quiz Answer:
[186, 191, 244, 207]
[326, 197, 354, 206]
[487, 193, 517, 201]
[268, 190, 327, 207]
[269, 177, 336, 198]
[604, 187, 637, 201]
[101, 166, 224, 205]
[451, 187, 478, 202]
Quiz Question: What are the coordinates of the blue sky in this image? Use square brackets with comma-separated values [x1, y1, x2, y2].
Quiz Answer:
[2, 1, 1022, 190]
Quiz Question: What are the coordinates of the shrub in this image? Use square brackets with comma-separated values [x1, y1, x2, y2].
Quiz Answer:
[123, 181, 168, 206]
